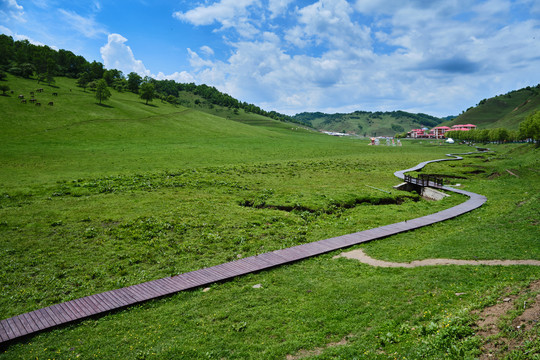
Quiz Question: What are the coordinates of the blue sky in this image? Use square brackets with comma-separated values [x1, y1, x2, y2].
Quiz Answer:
[1, 0, 539, 116]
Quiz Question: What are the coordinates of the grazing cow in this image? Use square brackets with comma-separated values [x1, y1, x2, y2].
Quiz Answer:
[20, 99, 27, 104]
[29, 99, 36, 103]
[18, 95, 24, 99]
[52, 92, 58, 96]
[48, 102, 54, 106]
[35, 102, 41, 106]
[37, 88, 43, 93]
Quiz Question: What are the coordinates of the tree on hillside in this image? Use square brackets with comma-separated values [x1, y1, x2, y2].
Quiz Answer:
[20, 63, 35, 78]
[103, 69, 123, 86]
[139, 82, 155, 105]
[0, 84, 9, 95]
[519, 111, 540, 143]
[127, 72, 142, 93]
[77, 72, 91, 91]
[95, 79, 111, 105]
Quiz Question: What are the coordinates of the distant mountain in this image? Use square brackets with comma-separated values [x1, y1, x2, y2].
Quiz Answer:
[293, 110, 444, 137]
[444, 85, 540, 130]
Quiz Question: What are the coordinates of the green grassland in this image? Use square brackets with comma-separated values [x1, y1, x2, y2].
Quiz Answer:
[446, 85, 540, 130]
[0, 75, 539, 359]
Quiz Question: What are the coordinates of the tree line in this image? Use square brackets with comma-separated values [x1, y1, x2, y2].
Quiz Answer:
[0, 34, 294, 122]
[445, 111, 539, 145]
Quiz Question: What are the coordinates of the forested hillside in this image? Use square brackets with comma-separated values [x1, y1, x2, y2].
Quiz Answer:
[446, 85, 540, 130]
[0, 34, 295, 124]
[293, 110, 444, 137]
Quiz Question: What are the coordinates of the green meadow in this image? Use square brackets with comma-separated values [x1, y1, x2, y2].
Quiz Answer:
[0, 75, 539, 359]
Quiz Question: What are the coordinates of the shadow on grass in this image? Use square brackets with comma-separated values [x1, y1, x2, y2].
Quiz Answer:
[96, 103, 113, 108]
[144, 103, 158, 108]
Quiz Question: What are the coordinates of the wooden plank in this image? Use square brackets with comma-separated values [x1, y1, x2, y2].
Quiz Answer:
[17, 313, 35, 334]
[50, 303, 75, 323]
[122, 285, 149, 302]
[105, 290, 131, 307]
[70, 298, 95, 318]
[177, 271, 208, 286]
[20, 313, 40, 333]
[42, 307, 62, 326]
[26, 311, 46, 331]
[35, 308, 55, 328]
[0, 321, 10, 342]
[170, 274, 200, 289]
[61, 300, 82, 318]
[83, 295, 108, 313]
[5, 318, 21, 338]
[0, 320, 15, 341]
[77, 296, 102, 316]
[93, 292, 121, 310]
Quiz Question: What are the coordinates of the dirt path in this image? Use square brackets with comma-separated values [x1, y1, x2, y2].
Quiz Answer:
[476, 280, 540, 359]
[334, 249, 540, 267]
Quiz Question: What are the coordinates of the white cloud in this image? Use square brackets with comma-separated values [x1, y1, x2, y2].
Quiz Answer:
[166, 0, 540, 116]
[155, 71, 195, 83]
[268, 0, 292, 18]
[287, 0, 371, 54]
[100, 33, 151, 76]
[1, 0, 25, 22]
[200, 45, 215, 56]
[173, 0, 258, 26]
[101, 33, 196, 83]
[59, 9, 107, 38]
[0, 25, 50, 46]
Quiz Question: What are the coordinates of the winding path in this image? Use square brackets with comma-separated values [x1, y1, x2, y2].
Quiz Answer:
[0, 151, 492, 345]
[334, 249, 540, 267]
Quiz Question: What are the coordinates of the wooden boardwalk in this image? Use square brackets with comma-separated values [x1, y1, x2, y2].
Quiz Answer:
[0, 152, 488, 345]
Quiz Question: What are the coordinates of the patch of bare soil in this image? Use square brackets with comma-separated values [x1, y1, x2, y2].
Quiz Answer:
[285, 335, 351, 360]
[333, 249, 540, 267]
[476, 280, 540, 359]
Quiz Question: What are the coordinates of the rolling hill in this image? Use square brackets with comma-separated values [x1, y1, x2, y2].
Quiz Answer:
[293, 110, 444, 137]
[0, 74, 358, 190]
[444, 84, 540, 130]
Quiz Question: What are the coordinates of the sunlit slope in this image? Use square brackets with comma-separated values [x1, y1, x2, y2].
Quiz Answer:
[0, 75, 363, 188]
[447, 85, 540, 130]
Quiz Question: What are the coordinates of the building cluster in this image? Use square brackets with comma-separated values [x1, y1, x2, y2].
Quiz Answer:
[408, 124, 476, 139]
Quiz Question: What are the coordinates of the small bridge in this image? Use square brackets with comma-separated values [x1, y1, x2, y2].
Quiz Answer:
[403, 173, 444, 188]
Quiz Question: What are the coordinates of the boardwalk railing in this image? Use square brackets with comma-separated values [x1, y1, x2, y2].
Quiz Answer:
[0, 151, 489, 346]
[404, 174, 444, 188]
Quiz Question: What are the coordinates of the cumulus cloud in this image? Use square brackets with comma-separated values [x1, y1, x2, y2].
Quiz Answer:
[100, 33, 196, 83]
[100, 33, 151, 76]
[291, 0, 371, 53]
[171, 0, 540, 116]
[155, 71, 195, 83]
[59, 9, 107, 38]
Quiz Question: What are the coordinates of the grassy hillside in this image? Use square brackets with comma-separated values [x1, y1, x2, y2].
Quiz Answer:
[446, 85, 540, 130]
[1, 74, 539, 359]
[293, 110, 443, 137]
[0, 75, 331, 190]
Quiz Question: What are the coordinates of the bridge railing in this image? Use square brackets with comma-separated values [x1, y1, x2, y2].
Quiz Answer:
[404, 174, 444, 188]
